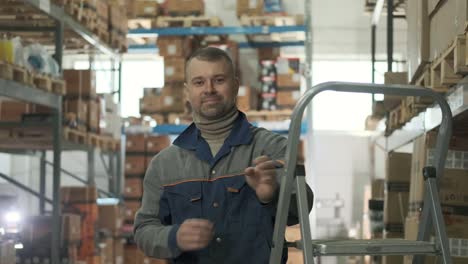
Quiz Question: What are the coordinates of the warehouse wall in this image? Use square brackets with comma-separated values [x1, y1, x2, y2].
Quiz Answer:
[306, 131, 372, 240]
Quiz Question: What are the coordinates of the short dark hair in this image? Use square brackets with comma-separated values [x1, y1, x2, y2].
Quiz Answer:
[185, 47, 236, 80]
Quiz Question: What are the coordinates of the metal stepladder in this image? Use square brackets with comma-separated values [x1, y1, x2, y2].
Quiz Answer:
[270, 82, 454, 264]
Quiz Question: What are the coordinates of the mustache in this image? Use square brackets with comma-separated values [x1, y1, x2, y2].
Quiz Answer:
[202, 95, 222, 102]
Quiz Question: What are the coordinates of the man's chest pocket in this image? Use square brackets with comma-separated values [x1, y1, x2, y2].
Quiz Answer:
[164, 183, 202, 224]
[222, 176, 262, 236]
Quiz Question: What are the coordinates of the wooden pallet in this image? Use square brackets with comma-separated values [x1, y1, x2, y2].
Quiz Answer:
[63, 127, 87, 145]
[414, 64, 431, 88]
[386, 104, 403, 135]
[12, 65, 32, 85]
[87, 133, 119, 151]
[0, 61, 14, 80]
[32, 73, 52, 92]
[239, 14, 304, 26]
[245, 110, 293, 122]
[155, 16, 222, 28]
[431, 34, 468, 92]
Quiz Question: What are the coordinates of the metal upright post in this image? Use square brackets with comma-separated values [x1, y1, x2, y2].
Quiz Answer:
[39, 150, 46, 215]
[51, 17, 64, 264]
[371, 25, 376, 84]
[109, 152, 115, 195]
[51, 100, 63, 264]
[118, 61, 122, 103]
[88, 147, 96, 185]
[387, 0, 394, 72]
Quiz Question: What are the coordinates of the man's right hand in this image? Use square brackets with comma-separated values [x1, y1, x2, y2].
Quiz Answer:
[176, 219, 214, 251]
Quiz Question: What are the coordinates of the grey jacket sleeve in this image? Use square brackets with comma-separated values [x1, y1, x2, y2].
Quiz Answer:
[258, 130, 314, 225]
[133, 155, 180, 259]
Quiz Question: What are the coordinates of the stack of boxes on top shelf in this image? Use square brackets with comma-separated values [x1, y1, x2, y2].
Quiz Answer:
[123, 133, 171, 264]
[380, 0, 468, 135]
[140, 35, 193, 125]
[52, 0, 128, 51]
[403, 132, 468, 264]
[63, 69, 100, 135]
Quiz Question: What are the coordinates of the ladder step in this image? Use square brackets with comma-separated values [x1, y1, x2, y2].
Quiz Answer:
[308, 239, 439, 256]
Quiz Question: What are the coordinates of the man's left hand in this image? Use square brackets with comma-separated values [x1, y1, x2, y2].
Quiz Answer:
[244, 155, 279, 204]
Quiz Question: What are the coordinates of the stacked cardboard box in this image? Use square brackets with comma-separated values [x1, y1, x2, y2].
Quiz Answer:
[98, 204, 125, 264]
[61, 186, 99, 264]
[99, 93, 122, 140]
[165, 0, 204, 16]
[123, 133, 171, 264]
[108, 1, 128, 52]
[403, 132, 468, 263]
[140, 84, 186, 114]
[237, 0, 264, 17]
[63, 70, 101, 134]
[382, 152, 411, 264]
[127, 0, 159, 18]
[276, 57, 301, 109]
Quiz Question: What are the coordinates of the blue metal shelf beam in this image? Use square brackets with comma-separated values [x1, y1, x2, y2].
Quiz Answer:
[128, 41, 305, 52]
[127, 25, 307, 37]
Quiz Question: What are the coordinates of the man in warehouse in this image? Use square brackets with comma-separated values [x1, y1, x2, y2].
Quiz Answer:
[133, 47, 312, 263]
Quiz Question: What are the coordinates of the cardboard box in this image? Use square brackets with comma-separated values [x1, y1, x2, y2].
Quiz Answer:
[125, 155, 146, 175]
[164, 57, 185, 82]
[157, 37, 192, 58]
[406, 0, 429, 81]
[257, 47, 280, 61]
[126, 134, 146, 153]
[383, 72, 407, 111]
[124, 200, 141, 222]
[63, 98, 88, 131]
[63, 70, 96, 97]
[113, 238, 125, 264]
[429, 0, 467, 60]
[100, 237, 114, 264]
[276, 58, 301, 88]
[237, 0, 264, 17]
[237, 85, 258, 112]
[386, 152, 412, 183]
[146, 135, 171, 153]
[61, 186, 98, 203]
[372, 179, 385, 199]
[382, 255, 403, 264]
[133, 0, 158, 18]
[124, 177, 143, 198]
[166, 0, 204, 15]
[277, 89, 301, 108]
[87, 98, 100, 133]
[98, 204, 123, 235]
[0, 101, 31, 122]
[384, 191, 409, 225]
[140, 84, 186, 113]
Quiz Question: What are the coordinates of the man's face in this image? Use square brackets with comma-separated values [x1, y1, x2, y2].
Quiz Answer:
[185, 58, 239, 120]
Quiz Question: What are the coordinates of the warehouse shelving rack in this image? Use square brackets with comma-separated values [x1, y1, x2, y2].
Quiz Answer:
[0, 1, 124, 263]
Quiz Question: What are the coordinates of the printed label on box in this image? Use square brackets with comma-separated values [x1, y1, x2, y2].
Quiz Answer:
[238, 86, 246, 96]
[165, 67, 175, 76]
[144, 7, 155, 14]
[168, 45, 177, 55]
[249, 0, 258, 8]
[164, 96, 174, 106]
[276, 58, 289, 74]
[293, 73, 301, 82]
[292, 91, 301, 100]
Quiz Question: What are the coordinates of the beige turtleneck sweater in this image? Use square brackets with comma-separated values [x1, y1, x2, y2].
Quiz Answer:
[193, 107, 239, 157]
